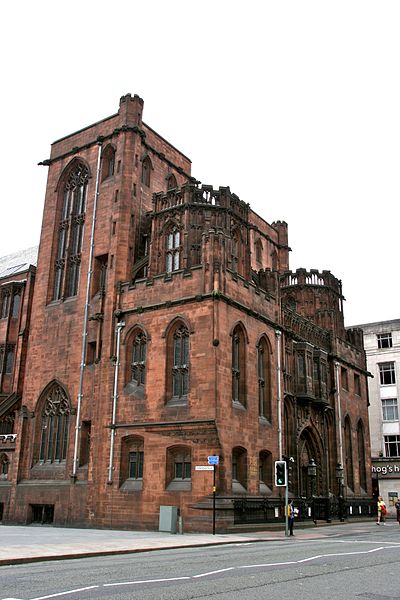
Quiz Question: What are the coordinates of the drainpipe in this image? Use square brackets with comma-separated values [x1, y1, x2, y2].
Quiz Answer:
[108, 320, 125, 484]
[334, 361, 344, 470]
[72, 142, 102, 479]
[276, 330, 283, 461]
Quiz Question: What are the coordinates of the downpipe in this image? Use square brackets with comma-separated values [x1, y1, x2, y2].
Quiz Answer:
[108, 321, 125, 484]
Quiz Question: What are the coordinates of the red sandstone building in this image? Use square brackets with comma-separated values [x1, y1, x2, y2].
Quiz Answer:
[0, 95, 372, 530]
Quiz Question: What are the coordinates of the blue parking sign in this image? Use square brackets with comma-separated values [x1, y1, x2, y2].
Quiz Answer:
[208, 456, 219, 465]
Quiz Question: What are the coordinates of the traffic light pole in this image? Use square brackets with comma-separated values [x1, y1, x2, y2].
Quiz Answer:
[285, 466, 289, 537]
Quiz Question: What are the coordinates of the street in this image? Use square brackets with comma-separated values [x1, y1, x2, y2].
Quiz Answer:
[1, 523, 400, 600]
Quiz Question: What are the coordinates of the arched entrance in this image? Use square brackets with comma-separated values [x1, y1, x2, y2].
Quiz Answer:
[298, 428, 323, 497]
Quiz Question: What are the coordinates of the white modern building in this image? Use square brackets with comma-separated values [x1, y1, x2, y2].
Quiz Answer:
[355, 319, 400, 516]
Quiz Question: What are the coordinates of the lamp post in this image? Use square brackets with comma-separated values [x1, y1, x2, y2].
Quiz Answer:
[308, 459, 317, 523]
[335, 462, 345, 522]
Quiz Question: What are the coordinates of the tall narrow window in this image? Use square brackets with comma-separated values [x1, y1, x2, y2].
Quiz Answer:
[1, 292, 10, 319]
[129, 450, 144, 479]
[357, 421, 367, 492]
[344, 416, 354, 491]
[258, 337, 271, 420]
[141, 156, 152, 187]
[232, 325, 246, 407]
[231, 235, 239, 272]
[172, 325, 189, 399]
[53, 162, 89, 300]
[131, 331, 147, 386]
[5, 349, 14, 374]
[166, 173, 177, 190]
[0, 454, 9, 479]
[39, 385, 70, 463]
[166, 227, 181, 273]
[101, 145, 116, 181]
[11, 292, 21, 318]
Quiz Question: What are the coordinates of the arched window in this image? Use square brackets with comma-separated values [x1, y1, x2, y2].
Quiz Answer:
[141, 156, 152, 187]
[231, 233, 239, 273]
[101, 145, 115, 181]
[259, 450, 272, 494]
[38, 385, 71, 464]
[131, 330, 147, 386]
[166, 321, 189, 403]
[232, 324, 246, 407]
[53, 162, 89, 300]
[166, 173, 177, 190]
[232, 446, 247, 492]
[357, 420, 367, 492]
[165, 226, 181, 273]
[166, 445, 191, 490]
[120, 436, 144, 491]
[11, 292, 21, 318]
[255, 239, 263, 263]
[0, 453, 9, 479]
[1, 292, 10, 319]
[5, 348, 14, 374]
[257, 336, 272, 420]
[344, 416, 354, 491]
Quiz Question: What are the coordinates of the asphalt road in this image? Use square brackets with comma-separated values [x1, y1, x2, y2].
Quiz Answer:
[2, 524, 400, 600]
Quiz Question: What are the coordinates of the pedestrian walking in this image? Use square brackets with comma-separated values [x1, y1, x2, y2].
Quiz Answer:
[377, 496, 387, 525]
[395, 499, 400, 525]
[288, 499, 295, 536]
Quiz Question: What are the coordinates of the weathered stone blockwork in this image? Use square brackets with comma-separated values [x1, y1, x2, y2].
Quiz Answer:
[1, 95, 372, 531]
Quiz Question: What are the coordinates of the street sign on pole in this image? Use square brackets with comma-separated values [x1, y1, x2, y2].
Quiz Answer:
[195, 465, 214, 471]
[208, 456, 219, 465]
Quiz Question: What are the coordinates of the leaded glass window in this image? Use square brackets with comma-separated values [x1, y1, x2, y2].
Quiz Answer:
[172, 326, 189, 398]
[39, 386, 70, 463]
[131, 331, 147, 386]
[53, 163, 89, 300]
[166, 228, 181, 273]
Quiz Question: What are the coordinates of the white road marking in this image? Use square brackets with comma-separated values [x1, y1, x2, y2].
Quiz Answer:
[193, 568, 235, 578]
[5, 542, 399, 600]
[104, 577, 190, 587]
[29, 587, 99, 600]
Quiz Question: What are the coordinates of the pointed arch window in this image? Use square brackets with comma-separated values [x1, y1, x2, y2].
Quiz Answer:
[232, 325, 246, 407]
[39, 385, 71, 463]
[357, 420, 367, 492]
[131, 330, 147, 386]
[344, 416, 354, 491]
[1, 291, 10, 319]
[166, 173, 177, 190]
[165, 227, 181, 273]
[166, 322, 189, 403]
[0, 454, 9, 479]
[257, 337, 271, 420]
[141, 156, 152, 187]
[12, 292, 21, 318]
[53, 162, 89, 300]
[101, 145, 116, 181]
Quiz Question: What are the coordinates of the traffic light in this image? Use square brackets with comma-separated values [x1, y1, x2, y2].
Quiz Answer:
[275, 460, 287, 486]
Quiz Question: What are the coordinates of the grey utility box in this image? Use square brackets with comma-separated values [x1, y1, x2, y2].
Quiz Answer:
[159, 505, 178, 533]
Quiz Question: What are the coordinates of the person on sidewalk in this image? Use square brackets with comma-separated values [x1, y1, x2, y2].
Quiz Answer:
[395, 499, 400, 525]
[377, 496, 387, 525]
[288, 499, 295, 536]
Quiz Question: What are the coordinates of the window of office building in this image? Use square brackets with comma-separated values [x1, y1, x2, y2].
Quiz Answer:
[379, 362, 396, 385]
[377, 333, 393, 349]
[384, 435, 400, 457]
[382, 398, 399, 421]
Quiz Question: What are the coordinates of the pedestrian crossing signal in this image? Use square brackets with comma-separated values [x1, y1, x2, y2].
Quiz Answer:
[275, 460, 287, 486]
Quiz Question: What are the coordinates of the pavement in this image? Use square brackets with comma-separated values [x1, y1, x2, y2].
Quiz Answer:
[0, 520, 381, 566]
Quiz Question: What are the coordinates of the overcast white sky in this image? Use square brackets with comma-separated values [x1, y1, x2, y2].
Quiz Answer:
[1, 1, 399, 326]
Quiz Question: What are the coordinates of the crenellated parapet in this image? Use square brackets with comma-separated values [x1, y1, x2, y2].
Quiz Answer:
[280, 268, 345, 337]
[152, 183, 249, 223]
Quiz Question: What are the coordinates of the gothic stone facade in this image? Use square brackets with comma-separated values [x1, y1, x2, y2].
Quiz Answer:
[0, 94, 372, 530]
